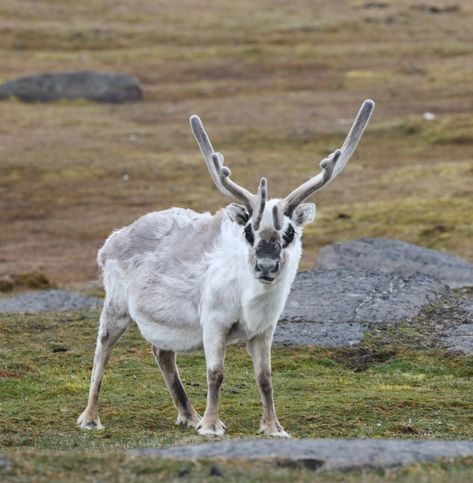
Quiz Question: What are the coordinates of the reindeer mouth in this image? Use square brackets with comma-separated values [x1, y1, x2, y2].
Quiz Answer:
[258, 276, 275, 284]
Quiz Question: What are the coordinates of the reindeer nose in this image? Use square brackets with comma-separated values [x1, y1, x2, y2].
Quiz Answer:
[256, 259, 280, 280]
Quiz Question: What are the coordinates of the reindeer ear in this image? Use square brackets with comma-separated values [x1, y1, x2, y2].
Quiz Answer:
[291, 203, 316, 226]
[226, 203, 250, 225]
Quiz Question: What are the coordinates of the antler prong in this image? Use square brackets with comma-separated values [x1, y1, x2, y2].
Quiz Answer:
[272, 204, 282, 231]
[252, 177, 267, 231]
[278, 100, 374, 221]
[191, 116, 262, 216]
[191, 100, 374, 232]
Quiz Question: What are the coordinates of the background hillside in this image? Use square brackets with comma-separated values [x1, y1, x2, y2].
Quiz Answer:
[1, 0, 472, 286]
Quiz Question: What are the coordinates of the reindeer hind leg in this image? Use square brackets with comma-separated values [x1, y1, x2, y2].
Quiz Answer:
[152, 347, 201, 428]
[77, 300, 132, 430]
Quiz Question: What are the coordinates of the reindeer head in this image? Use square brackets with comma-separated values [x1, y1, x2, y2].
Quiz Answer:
[190, 99, 374, 284]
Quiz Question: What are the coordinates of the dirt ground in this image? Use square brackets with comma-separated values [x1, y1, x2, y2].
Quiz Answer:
[1, 0, 472, 286]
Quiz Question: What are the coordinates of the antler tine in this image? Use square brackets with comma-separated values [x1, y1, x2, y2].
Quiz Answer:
[190, 115, 233, 197]
[272, 204, 283, 231]
[211, 153, 256, 214]
[281, 99, 375, 218]
[283, 150, 341, 217]
[190, 115, 257, 214]
[252, 177, 267, 231]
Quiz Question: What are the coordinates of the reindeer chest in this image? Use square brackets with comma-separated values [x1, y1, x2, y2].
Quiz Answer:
[239, 287, 287, 337]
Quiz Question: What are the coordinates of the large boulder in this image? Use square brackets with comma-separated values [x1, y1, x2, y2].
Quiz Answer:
[316, 238, 473, 289]
[275, 268, 448, 347]
[281, 268, 448, 324]
[0, 70, 143, 103]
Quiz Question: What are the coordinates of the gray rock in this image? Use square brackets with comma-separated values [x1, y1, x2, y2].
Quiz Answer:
[0, 70, 143, 103]
[0, 289, 102, 313]
[317, 238, 473, 289]
[445, 324, 473, 355]
[461, 299, 473, 317]
[274, 321, 367, 347]
[130, 439, 473, 472]
[282, 268, 448, 325]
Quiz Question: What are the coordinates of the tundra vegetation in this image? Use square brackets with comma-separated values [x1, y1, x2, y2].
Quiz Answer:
[1, 0, 473, 480]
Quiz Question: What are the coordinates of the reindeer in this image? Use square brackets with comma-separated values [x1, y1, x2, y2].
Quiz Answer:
[77, 100, 374, 437]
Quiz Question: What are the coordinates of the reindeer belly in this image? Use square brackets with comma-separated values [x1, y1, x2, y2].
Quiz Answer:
[128, 286, 204, 352]
[135, 317, 204, 352]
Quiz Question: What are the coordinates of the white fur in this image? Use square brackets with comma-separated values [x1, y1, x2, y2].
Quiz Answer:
[100, 200, 302, 351]
[77, 199, 305, 436]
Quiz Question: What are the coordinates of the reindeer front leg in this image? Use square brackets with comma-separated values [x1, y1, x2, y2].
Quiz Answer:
[247, 331, 290, 438]
[198, 323, 227, 436]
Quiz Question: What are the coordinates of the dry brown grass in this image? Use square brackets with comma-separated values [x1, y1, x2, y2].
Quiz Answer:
[1, 0, 472, 285]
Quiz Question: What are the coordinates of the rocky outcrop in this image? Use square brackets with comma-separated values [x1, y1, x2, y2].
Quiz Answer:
[130, 439, 473, 472]
[274, 320, 367, 348]
[444, 301, 473, 355]
[0, 71, 143, 103]
[281, 268, 448, 324]
[275, 268, 448, 347]
[316, 238, 473, 289]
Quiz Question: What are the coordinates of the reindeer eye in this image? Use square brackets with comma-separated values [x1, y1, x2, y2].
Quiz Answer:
[244, 224, 254, 246]
[282, 224, 295, 247]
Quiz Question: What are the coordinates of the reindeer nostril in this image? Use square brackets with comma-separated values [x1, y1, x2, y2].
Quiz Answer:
[255, 263, 263, 272]
[271, 261, 280, 273]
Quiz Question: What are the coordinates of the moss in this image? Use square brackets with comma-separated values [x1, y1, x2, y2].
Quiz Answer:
[2, 452, 473, 482]
[1, 309, 473, 453]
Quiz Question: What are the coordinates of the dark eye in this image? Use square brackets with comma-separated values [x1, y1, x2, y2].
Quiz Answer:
[244, 224, 254, 246]
[282, 224, 295, 247]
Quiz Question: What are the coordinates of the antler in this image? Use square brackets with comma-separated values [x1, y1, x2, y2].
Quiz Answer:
[273, 99, 375, 227]
[190, 115, 267, 225]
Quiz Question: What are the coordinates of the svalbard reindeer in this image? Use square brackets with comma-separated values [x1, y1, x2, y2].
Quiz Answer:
[77, 99, 374, 437]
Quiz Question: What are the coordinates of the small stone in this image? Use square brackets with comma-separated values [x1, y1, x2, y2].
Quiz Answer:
[209, 464, 223, 477]
[177, 468, 190, 477]
[423, 111, 436, 121]
[52, 345, 68, 353]
[362, 2, 389, 9]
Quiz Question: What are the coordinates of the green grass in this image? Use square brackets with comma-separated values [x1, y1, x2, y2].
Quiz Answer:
[1, 309, 473, 480]
[1, 309, 473, 450]
[2, 452, 473, 482]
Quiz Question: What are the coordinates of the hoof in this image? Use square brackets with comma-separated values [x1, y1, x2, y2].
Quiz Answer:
[176, 412, 201, 429]
[197, 418, 226, 436]
[259, 422, 291, 438]
[77, 411, 104, 430]
[268, 429, 291, 438]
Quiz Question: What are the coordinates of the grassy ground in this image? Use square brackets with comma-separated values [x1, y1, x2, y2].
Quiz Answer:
[1, 307, 473, 479]
[2, 452, 473, 482]
[1, 0, 473, 286]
